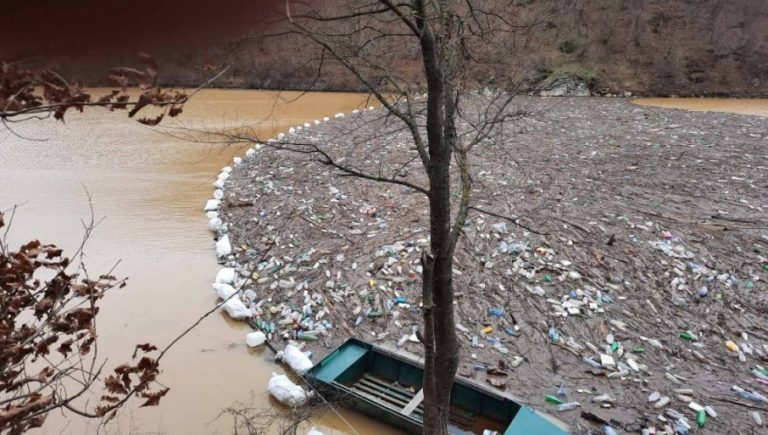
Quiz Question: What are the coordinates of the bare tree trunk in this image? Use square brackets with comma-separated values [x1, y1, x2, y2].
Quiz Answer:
[418, 3, 461, 431]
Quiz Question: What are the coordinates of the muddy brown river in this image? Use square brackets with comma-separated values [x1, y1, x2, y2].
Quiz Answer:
[2, 94, 765, 434]
[1, 89, 398, 435]
[633, 97, 768, 117]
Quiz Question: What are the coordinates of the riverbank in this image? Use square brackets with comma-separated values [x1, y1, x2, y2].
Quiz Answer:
[213, 97, 768, 434]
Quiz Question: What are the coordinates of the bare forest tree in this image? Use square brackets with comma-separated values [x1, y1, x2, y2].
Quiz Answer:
[201, 2, 542, 433]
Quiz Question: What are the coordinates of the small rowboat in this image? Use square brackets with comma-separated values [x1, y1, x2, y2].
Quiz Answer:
[305, 339, 569, 434]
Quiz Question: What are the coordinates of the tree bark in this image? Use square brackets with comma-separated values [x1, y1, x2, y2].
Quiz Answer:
[418, 3, 461, 432]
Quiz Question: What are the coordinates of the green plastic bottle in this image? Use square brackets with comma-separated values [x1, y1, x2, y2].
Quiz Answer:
[545, 395, 563, 405]
[696, 409, 706, 427]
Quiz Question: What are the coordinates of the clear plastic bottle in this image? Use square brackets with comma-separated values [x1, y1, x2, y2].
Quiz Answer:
[556, 402, 580, 411]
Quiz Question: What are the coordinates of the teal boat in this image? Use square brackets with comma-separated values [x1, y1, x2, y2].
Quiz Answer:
[304, 339, 569, 434]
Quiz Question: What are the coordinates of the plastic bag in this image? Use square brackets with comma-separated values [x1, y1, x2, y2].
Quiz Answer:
[277, 344, 313, 374]
[267, 373, 310, 407]
[216, 234, 232, 257]
[212, 283, 237, 300]
[215, 267, 236, 284]
[222, 297, 250, 319]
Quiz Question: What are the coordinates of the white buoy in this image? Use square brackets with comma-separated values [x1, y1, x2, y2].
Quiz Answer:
[216, 234, 232, 257]
[221, 166, 233, 173]
[212, 282, 236, 300]
[204, 199, 220, 212]
[208, 217, 222, 231]
[206, 211, 218, 219]
[334, 112, 345, 118]
[277, 133, 285, 140]
[222, 298, 250, 319]
[233, 156, 243, 166]
[215, 267, 236, 284]
[314, 120, 320, 125]
[303, 122, 311, 128]
[288, 127, 296, 134]
[245, 148, 256, 159]
[213, 189, 224, 200]
[246, 331, 267, 347]
[323, 117, 330, 122]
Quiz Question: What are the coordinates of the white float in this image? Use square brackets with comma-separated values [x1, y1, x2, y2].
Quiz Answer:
[267, 373, 310, 407]
[204, 199, 220, 211]
[215, 267, 236, 284]
[222, 297, 250, 319]
[216, 234, 232, 257]
[276, 343, 313, 374]
[246, 331, 267, 347]
[208, 217, 222, 232]
[212, 282, 237, 300]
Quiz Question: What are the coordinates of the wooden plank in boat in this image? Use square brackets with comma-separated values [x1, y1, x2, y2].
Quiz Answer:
[401, 389, 424, 416]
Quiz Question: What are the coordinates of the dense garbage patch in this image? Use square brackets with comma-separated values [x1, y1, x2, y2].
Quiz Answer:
[206, 97, 768, 434]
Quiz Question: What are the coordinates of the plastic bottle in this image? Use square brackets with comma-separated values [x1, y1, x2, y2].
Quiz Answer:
[556, 402, 580, 412]
[583, 357, 603, 369]
[696, 409, 706, 427]
[545, 395, 563, 405]
[548, 327, 561, 344]
[733, 386, 768, 404]
[297, 331, 318, 341]
[647, 338, 664, 349]
[488, 307, 504, 317]
[592, 394, 614, 403]
[396, 335, 409, 347]
[674, 420, 689, 434]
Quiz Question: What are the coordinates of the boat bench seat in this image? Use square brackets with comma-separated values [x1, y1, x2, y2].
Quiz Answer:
[348, 374, 476, 429]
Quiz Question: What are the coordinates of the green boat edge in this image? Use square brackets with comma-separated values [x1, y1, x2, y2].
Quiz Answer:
[304, 338, 570, 435]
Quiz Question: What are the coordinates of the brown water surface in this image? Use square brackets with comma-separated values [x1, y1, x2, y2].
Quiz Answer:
[1, 89, 398, 434]
[633, 97, 768, 117]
